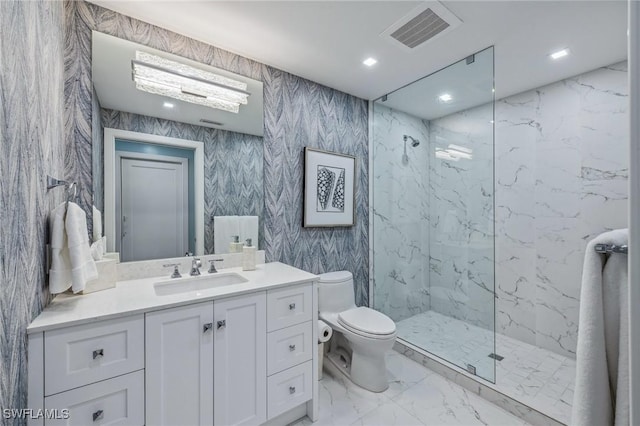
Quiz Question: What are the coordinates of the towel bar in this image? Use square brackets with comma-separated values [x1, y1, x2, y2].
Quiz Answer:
[594, 243, 628, 254]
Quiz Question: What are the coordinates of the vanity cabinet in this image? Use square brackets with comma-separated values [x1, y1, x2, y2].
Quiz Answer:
[28, 263, 318, 426]
[146, 302, 214, 426]
[214, 292, 267, 426]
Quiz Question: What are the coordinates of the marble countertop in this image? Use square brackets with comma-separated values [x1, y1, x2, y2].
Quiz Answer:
[28, 262, 318, 334]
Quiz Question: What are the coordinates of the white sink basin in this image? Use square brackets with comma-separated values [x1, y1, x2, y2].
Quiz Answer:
[154, 273, 248, 296]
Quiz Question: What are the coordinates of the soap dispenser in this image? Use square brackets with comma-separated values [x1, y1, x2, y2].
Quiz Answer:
[229, 235, 243, 253]
[242, 238, 256, 271]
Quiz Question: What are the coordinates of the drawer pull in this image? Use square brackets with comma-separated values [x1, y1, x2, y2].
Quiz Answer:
[289, 303, 296, 310]
[289, 386, 296, 394]
[92, 409, 104, 422]
[92, 349, 104, 359]
[203, 323, 213, 333]
[217, 320, 226, 329]
[289, 344, 296, 351]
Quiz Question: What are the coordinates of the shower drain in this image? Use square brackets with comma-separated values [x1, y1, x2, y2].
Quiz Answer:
[488, 353, 504, 361]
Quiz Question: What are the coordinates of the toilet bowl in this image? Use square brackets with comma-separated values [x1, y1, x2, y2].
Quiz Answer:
[318, 271, 397, 392]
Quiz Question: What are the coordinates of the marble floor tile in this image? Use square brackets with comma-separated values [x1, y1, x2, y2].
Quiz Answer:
[291, 351, 527, 426]
[395, 310, 576, 424]
[392, 373, 529, 425]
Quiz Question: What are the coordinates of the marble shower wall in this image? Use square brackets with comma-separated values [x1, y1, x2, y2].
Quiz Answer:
[65, 0, 369, 304]
[428, 104, 495, 330]
[0, 0, 64, 413]
[371, 104, 431, 322]
[494, 62, 628, 358]
[101, 108, 265, 254]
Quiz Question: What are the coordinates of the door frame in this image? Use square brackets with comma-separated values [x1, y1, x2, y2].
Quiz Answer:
[104, 128, 205, 256]
[116, 152, 189, 261]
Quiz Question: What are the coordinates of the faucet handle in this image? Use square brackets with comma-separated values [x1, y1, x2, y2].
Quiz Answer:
[190, 258, 202, 276]
[208, 258, 224, 273]
[163, 263, 182, 278]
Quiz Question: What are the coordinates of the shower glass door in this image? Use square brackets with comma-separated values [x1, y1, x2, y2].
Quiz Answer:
[371, 47, 496, 382]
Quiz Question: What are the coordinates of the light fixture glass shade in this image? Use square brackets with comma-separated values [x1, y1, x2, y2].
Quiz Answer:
[132, 51, 249, 113]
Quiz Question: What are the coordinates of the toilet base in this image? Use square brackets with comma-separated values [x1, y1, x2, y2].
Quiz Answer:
[326, 332, 393, 393]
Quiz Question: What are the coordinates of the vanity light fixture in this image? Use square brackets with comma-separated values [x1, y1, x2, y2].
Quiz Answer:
[363, 57, 378, 67]
[132, 51, 250, 113]
[438, 93, 453, 103]
[550, 48, 570, 60]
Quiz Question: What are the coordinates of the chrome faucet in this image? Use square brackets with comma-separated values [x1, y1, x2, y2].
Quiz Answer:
[208, 258, 224, 273]
[190, 258, 202, 276]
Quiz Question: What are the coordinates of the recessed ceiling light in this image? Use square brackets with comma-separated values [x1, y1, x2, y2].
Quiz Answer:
[163, 102, 175, 108]
[438, 93, 453, 103]
[363, 57, 377, 67]
[550, 48, 570, 60]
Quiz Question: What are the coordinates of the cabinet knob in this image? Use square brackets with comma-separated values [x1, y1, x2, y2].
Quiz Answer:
[289, 344, 296, 351]
[289, 303, 296, 310]
[92, 409, 104, 422]
[92, 349, 104, 359]
[289, 386, 296, 394]
[203, 323, 213, 333]
[217, 320, 226, 329]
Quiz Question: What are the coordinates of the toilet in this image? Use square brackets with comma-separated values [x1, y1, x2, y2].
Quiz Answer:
[318, 271, 397, 392]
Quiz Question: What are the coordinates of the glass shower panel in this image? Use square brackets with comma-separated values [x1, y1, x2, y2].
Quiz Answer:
[372, 47, 496, 382]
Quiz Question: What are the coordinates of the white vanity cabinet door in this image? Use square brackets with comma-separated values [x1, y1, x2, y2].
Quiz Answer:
[214, 292, 267, 426]
[44, 370, 144, 426]
[44, 315, 144, 395]
[145, 302, 214, 426]
[266, 284, 312, 331]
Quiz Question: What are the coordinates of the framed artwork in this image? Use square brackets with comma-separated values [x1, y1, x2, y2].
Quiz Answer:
[303, 147, 356, 227]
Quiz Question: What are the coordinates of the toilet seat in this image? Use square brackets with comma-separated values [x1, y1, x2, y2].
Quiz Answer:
[338, 307, 396, 339]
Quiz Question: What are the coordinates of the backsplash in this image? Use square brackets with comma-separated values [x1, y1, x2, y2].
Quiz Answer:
[0, 0, 64, 413]
[65, 0, 369, 305]
[100, 109, 265, 254]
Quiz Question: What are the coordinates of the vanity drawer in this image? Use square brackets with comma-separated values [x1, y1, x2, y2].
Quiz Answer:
[44, 370, 144, 426]
[267, 361, 313, 420]
[44, 315, 144, 395]
[267, 284, 312, 331]
[267, 321, 313, 375]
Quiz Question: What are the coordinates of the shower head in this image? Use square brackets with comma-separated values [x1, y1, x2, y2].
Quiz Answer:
[403, 135, 420, 147]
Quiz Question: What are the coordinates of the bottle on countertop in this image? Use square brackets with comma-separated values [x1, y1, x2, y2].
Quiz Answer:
[242, 238, 256, 271]
[229, 235, 243, 253]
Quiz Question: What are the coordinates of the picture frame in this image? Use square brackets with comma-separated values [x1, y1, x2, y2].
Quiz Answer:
[303, 147, 356, 227]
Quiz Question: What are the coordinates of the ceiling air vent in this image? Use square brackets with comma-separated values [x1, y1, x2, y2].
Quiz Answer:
[382, 2, 462, 51]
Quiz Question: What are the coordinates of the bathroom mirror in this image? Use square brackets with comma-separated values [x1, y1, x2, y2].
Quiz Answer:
[90, 31, 265, 262]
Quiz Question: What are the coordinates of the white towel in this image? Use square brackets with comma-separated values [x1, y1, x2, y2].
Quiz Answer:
[92, 205, 102, 243]
[571, 229, 629, 426]
[213, 216, 240, 254]
[239, 216, 259, 248]
[49, 202, 99, 294]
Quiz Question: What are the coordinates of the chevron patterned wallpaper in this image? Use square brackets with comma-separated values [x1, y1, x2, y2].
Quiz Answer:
[100, 109, 265, 254]
[65, 0, 370, 305]
[0, 0, 64, 415]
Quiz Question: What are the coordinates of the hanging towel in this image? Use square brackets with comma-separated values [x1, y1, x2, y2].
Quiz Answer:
[239, 216, 259, 248]
[213, 216, 240, 254]
[571, 228, 629, 426]
[92, 205, 102, 243]
[49, 202, 98, 294]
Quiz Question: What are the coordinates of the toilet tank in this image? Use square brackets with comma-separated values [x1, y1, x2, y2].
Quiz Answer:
[318, 271, 357, 314]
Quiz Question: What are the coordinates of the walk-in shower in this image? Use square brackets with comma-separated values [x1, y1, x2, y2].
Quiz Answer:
[371, 47, 496, 382]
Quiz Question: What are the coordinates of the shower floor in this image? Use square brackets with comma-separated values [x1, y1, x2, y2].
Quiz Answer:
[396, 311, 576, 424]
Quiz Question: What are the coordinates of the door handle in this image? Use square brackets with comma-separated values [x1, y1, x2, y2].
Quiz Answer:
[217, 320, 226, 329]
[203, 323, 213, 333]
[92, 409, 104, 422]
[93, 349, 104, 359]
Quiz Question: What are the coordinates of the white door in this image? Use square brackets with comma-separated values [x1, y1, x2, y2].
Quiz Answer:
[145, 302, 214, 426]
[214, 292, 267, 426]
[117, 153, 188, 261]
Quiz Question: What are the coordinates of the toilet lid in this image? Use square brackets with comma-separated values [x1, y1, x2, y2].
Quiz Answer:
[338, 307, 396, 336]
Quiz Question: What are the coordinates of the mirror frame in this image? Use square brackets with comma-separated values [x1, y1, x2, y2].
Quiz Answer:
[104, 127, 205, 256]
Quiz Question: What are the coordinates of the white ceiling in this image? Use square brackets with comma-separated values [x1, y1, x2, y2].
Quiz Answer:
[87, 0, 628, 104]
